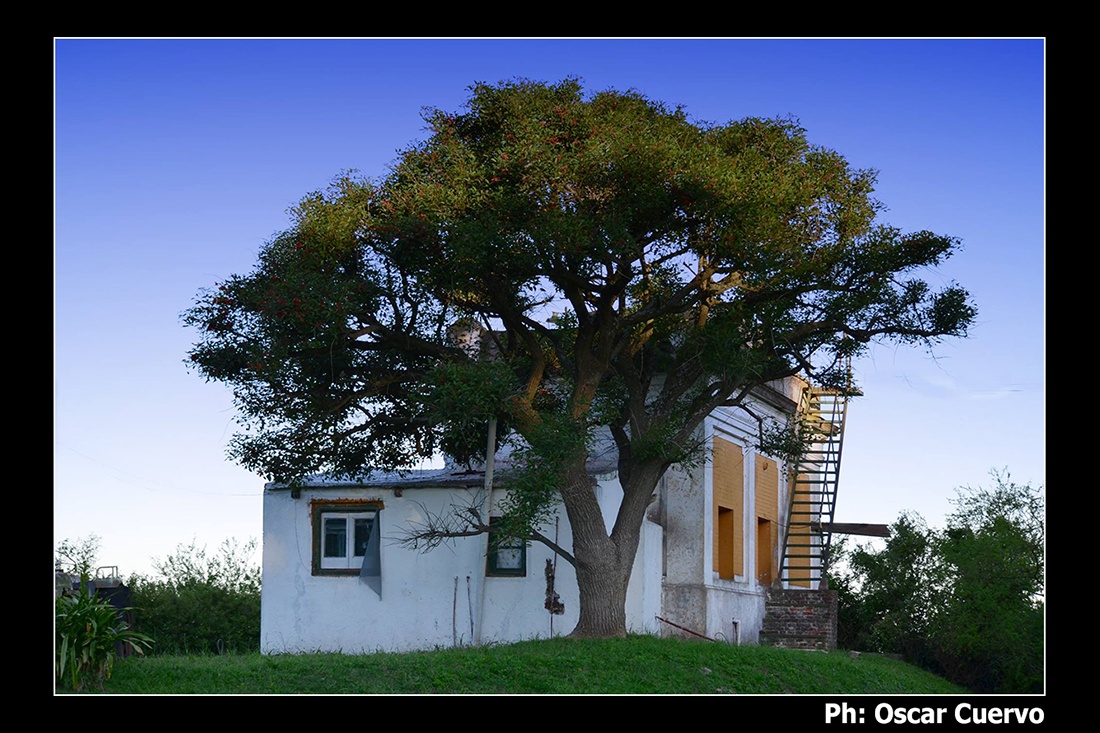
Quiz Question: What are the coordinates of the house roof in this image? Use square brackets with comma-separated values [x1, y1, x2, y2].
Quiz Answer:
[264, 441, 620, 493]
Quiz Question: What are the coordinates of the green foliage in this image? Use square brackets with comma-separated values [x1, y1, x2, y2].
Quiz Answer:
[755, 408, 846, 470]
[829, 470, 1044, 693]
[428, 358, 518, 467]
[499, 413, 589, 532]
[55, 586, 153, 691]
[128, 538, 261, 656]
[185, 77, 975, 488]
[930, 472, 1044, 693]
[831, 514, 942, 669]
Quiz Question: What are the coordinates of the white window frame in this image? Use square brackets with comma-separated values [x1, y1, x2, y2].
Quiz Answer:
[312, 501, 380, 576]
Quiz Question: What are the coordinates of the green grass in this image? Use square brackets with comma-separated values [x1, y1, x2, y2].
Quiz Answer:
[60, 635, 968, 694]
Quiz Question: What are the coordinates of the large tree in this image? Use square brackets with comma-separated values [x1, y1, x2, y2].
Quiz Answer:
[185, 78, 976, 638]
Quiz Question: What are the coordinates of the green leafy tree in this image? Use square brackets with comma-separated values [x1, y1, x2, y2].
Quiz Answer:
[830, 471, 1044, 693]
[831, 513, 943, 670]
[55, 533, 101, 579]
[185, 78, 975, 638]
[931, 472, 1044, 693]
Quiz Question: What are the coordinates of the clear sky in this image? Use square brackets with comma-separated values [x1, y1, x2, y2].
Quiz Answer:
[54, 38, 1045, 577]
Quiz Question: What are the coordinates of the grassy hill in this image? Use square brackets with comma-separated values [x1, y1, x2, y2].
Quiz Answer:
[71, 635, 968, 694]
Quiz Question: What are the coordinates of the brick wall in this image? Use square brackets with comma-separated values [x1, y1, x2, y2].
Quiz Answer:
[759, 586, 837, 651]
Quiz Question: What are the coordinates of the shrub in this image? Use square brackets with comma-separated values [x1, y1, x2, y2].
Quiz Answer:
[128, 538, 261, 655]
[829, 471, 1044, 693]
[55, 584, 153, 691]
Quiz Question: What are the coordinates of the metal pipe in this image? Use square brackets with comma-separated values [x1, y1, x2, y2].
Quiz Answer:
[474, 416, 498, 646]
[655, 615, 716, 641]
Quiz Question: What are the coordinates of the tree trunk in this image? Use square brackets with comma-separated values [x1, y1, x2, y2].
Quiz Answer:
[557, 456, 659, 638]
[570, 546, 629, 637]
[556, 459, 626, 637]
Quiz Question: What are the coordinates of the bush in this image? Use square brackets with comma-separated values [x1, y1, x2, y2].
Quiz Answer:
[129, 538, 261, 655]
[55, 585, 153, 691]
[929, 474, 1044, 693]
[829, 471, 1044, 693]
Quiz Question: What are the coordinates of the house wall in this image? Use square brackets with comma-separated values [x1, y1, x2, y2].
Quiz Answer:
[260, 473, 662, 654]
[261, 381, 799, 654]
[659, 400, 792, 646]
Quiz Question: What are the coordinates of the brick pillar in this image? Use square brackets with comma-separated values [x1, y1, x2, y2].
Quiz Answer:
[760, 586, 837, 651]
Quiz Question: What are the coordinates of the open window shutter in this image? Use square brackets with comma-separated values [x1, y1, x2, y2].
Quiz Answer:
[359, 512, 381, 598]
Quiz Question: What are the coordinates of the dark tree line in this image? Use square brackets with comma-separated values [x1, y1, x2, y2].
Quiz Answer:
[829, 471, 1044, 693]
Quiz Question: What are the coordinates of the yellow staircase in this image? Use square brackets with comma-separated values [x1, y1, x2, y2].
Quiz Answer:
[779, 384, 853, 588]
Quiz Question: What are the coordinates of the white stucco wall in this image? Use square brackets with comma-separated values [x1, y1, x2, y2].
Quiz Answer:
[260, 382, 796, 654]
[260, 474, 662, 654]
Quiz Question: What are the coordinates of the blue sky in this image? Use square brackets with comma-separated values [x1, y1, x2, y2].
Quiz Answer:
[54, 38, 1045, 576]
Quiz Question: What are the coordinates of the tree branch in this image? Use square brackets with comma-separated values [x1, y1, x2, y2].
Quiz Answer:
[396, 490, 576, 566]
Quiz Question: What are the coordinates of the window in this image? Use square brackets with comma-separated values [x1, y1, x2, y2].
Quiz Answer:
[312, 501, 381, 577]
[486, 517, 526, 577]
[322, 512, 374, 569]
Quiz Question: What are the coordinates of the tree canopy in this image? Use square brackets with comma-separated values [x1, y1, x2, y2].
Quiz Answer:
[185, 78, 976, 637]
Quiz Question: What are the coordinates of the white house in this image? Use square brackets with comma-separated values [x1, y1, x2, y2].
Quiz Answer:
[259, 375, 839, 654]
